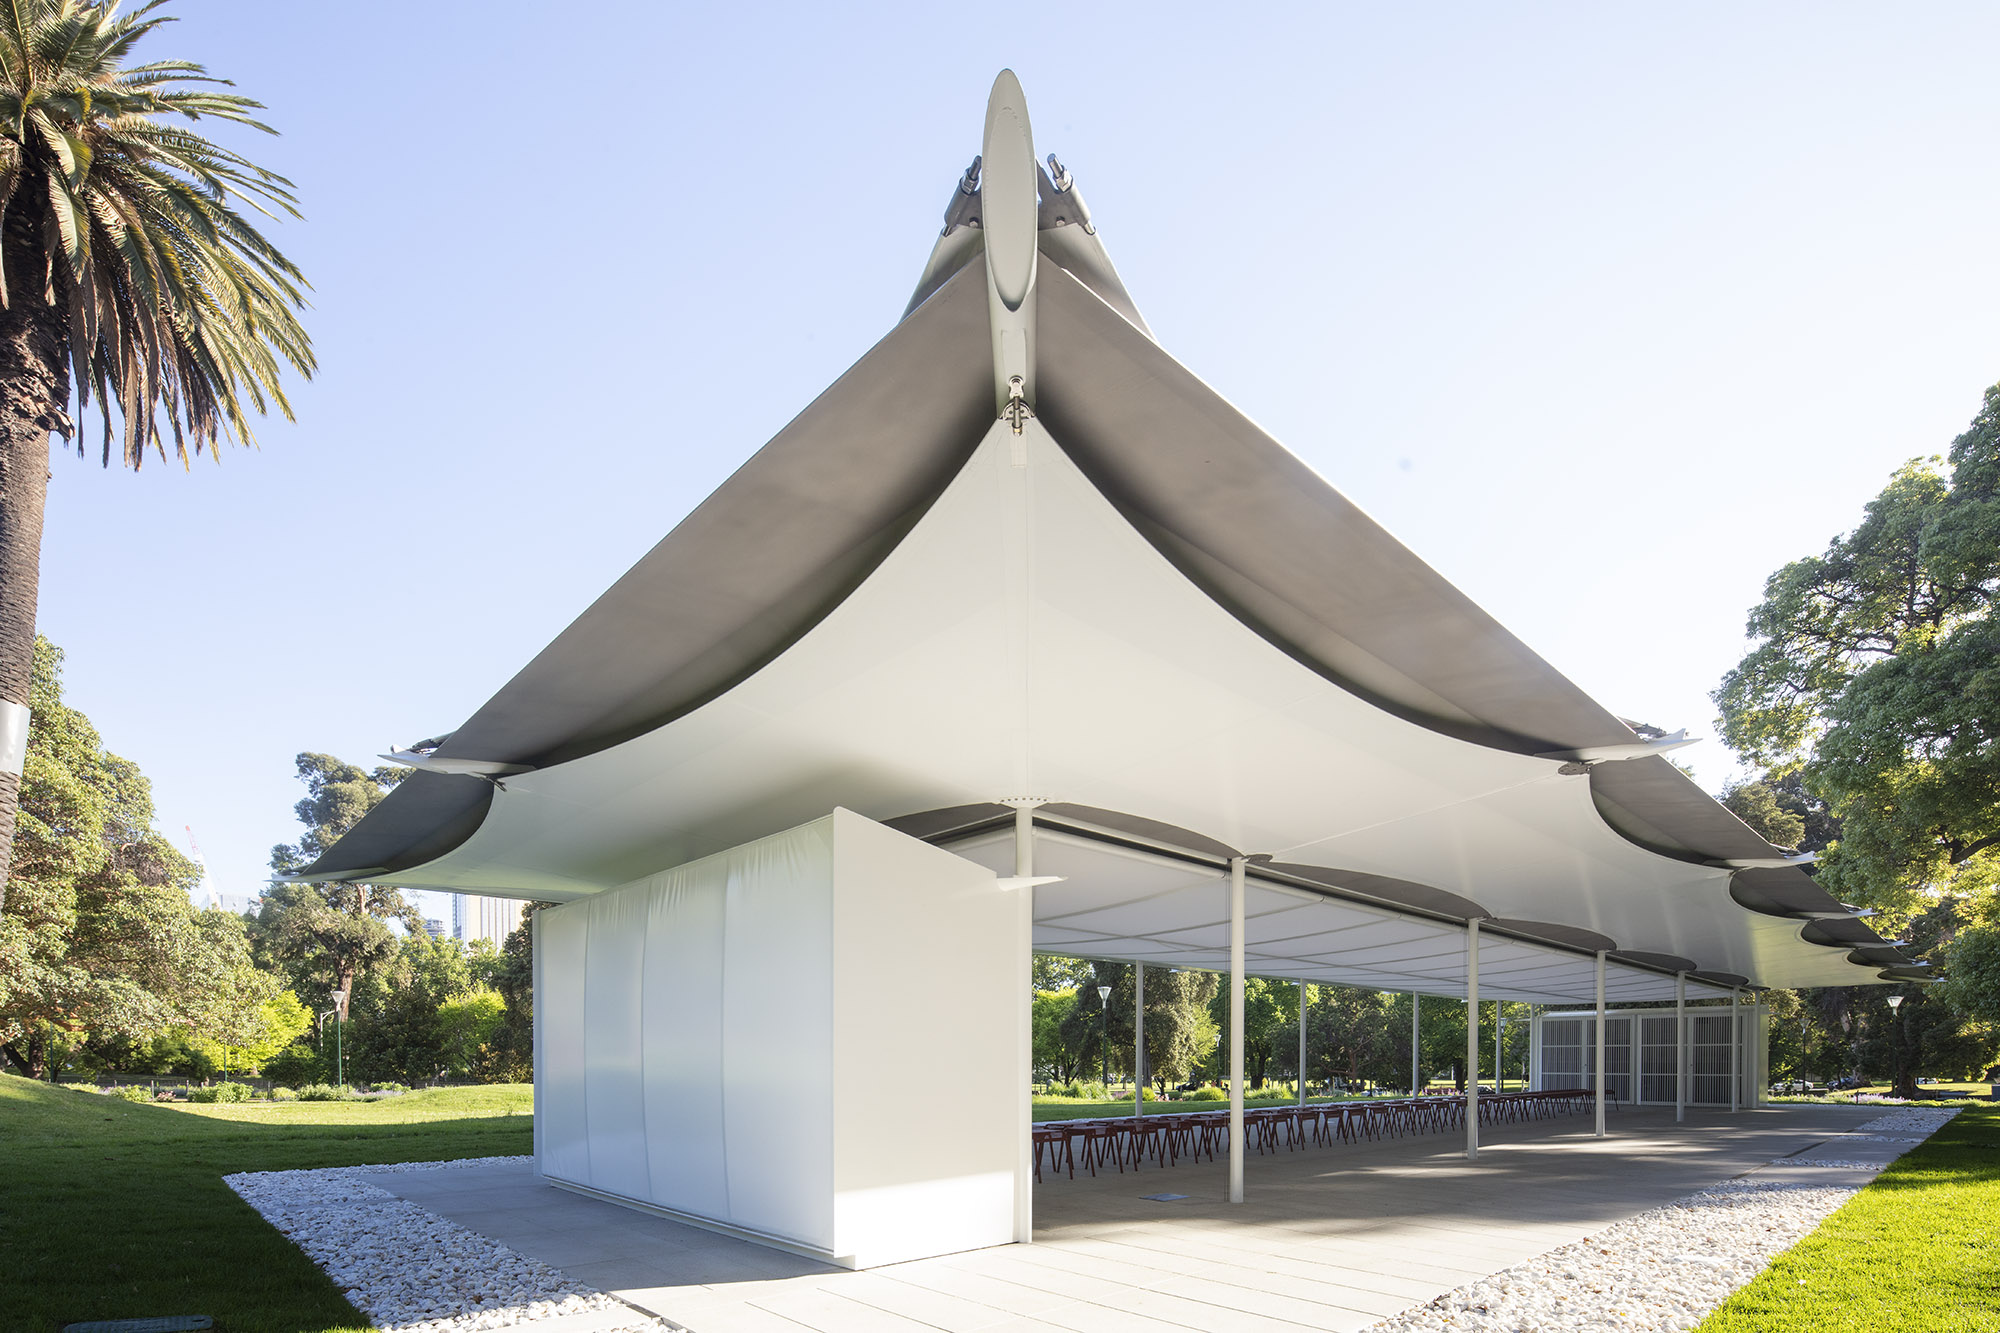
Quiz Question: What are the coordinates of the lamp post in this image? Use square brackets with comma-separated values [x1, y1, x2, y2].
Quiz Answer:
[1886, 993, 1905, 1097]
[1097, 983, 1112, 1094]
[330, 983, 351, 1089]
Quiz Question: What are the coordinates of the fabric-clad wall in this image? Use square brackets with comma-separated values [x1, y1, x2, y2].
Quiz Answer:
[534, 808, 1019, 1268]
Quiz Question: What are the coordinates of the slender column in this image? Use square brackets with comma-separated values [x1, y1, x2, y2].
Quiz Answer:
[1297, 980, 1308, 1106]
[1594, 950, 1607, 1137]
[1495, 1002, 1504, 1092]
[1465, 919, 1480, 1160]
[1729, 987, 1741, 1112]
[1013, 802, 1037, 1243]
[1134, 963, 1145, 1118]
[1529, 1004, 1542, 1090]
[1411, 993, 1421, 1094]
[1674, 972, 1686, 1123]
[1228, 856, 1246, 1203]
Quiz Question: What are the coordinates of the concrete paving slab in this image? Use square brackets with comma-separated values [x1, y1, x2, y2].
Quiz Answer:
[366, 1103, 1888, 1333]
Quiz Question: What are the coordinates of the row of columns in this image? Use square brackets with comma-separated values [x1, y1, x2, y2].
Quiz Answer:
[1018, 820, 1745, 1223]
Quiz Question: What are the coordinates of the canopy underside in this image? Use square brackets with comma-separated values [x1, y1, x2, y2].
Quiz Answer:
[299, 129, 1914, 995]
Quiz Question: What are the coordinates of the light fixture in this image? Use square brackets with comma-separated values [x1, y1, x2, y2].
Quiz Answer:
[1885, 994, 1904, 1011]
[1097, 985, 1111, 1004]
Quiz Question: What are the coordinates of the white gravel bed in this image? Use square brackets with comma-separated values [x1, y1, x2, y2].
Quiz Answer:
[1364, 1109, 1958, 1332]
[227, 1156, 677, 1332]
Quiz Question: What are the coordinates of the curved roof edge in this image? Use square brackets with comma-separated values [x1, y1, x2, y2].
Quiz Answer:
[294, 149, 1916, 985]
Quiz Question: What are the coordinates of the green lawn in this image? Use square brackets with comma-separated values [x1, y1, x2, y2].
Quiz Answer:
[0, 1074, 532, 1333]
[1698, 1103, 2000, 1333]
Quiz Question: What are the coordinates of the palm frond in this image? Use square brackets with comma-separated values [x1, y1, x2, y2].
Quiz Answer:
[0, 0, 310, 468]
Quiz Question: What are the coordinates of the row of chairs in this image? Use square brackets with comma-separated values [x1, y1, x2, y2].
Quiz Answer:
[1032, 1089, 1604, 1181]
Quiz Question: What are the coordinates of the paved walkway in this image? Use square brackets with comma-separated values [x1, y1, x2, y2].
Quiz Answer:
[370, 1103, 1891, 1332]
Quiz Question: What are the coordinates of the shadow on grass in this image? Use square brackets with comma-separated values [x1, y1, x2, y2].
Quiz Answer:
[1, 1076, 534, 1333]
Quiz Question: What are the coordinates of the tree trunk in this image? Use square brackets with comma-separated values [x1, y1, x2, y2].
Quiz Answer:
[0, 196, 70, 915]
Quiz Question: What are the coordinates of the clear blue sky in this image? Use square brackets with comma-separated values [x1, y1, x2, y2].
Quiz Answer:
[36, 2, 2000, 912]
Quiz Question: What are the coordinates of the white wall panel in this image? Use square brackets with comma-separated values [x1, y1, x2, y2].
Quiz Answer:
[536, 902, 591, 1185]
[642, 862, 728, 1217]
[829, 810, 1017, 1266]
[536, 810, 1018, 1267]
[584, 885, 649, 1197]
[721, 820, 834, 1249]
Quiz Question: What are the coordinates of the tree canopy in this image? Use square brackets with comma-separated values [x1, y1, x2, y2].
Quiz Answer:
[256, 754, 417, 1009]
[0, 637, 268, 1077]
[1715, 384, 2000, 912]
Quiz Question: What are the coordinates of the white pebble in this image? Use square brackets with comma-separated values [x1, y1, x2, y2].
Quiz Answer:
[226, 1156, 681, 1331]
[1362, 1109, 1955, 1332]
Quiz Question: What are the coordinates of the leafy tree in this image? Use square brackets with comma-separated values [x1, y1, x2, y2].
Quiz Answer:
[0, 0, 313, 908]
[1721, 780, 1805, 850]
[1715, 387, 2000, 914]
[1197, 975, 1298, 1089]
[1941, 897, 2000, 1030]
[261, 1039, 322, 1088]
[465, 937, 505, 990]
[348, 931, 472, 1086]
[437, 988, 505, 1081]
[1032, 987, 1080, 1082]
[1054, 959, 1219, 1092]
[1138, 965, 1219, 1090]
[258, 754, 418, 1009]
[193, 989, 312, 1076]
[0, 638, 269, 1077]
[487, 901, 547, 1081]
[1306, 985, 1393, 1089]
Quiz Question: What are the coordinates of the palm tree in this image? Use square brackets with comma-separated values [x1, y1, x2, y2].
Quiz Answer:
[0, 0, 310, 908]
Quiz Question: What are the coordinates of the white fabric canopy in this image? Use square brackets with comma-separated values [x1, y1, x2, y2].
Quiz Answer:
[949, 826, 1730, 1004]
[377, 420, 1860, 992]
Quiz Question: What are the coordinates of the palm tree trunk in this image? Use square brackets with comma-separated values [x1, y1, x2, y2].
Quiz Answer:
[0, 199, 71, 913]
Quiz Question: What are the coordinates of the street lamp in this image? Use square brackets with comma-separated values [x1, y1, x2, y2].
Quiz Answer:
[330, 983, 352, 1089]
[1885, 993, 1907, 1097]
[1097, 984, 1112, 1093]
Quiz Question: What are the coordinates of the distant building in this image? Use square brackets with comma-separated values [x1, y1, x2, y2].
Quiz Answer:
[207, 891, 262, 917]
[423, 917, 446, 939]
[452, 893, 525, 949]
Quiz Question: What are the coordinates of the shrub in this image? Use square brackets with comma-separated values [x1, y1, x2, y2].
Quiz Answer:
[187, 1081, 253, 1104]
[368, 1081, 409, 1095]
[59, 1082, 99, 1094]
[295, 1083, 351, 1101]
[261, 1042, 323, 1089]
[1185, 1084, 1228, 1101]
[111, 1085, 153, 1103]
[270, 1086, 298, 1102]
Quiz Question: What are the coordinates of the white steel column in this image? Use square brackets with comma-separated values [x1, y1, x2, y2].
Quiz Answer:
[1133, 963, 1145, 1118]
[1297, 980, 1308, 1106]
[1495, 1002, 1504, 1092]
[1528, 1005, 1542, 1091]
[1228, 856, 1246, 1203]
[1464, 919, 1480, 1160]
[1674, 972, 1686, 1124]
[1411, 993, 1421, 1094]
[1594, 950, 1607, 1138]
[1730, 988, 1741, 1112]
[1012, 802, 1037, 1243]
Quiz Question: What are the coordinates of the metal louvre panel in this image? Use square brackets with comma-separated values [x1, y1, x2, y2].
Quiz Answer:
[1640, 1016, 1678, 1103]
[1541, 1019, 1586, 1090]
[1691, 1013, 1733, 1104]
[1603, 1017, 1634, 1102]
